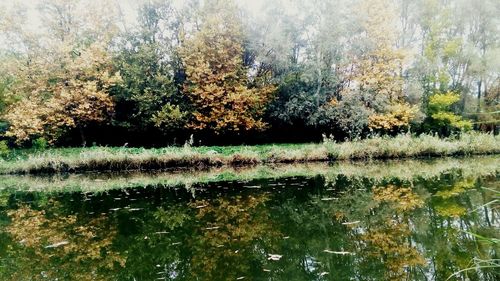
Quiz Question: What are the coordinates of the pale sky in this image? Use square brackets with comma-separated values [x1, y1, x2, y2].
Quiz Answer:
[0, 0, 296, 52]
[0, 0, 270, 31]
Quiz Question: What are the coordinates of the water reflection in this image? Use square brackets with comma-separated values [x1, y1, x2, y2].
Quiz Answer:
[0, 157, 498, 280]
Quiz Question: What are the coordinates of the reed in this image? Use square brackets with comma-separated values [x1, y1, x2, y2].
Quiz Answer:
[0, 132, 498, 174]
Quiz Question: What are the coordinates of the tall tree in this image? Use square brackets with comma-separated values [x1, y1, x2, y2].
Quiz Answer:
[4, 43, 118, 145]
[1, 0, 120, 145]
[113, 0, 188, 136]
[179, 0, 274, 134]
[462, 0, 499, 114]
[342, 0, 417, 133]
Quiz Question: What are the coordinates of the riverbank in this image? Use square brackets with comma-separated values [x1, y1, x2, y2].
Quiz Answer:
[1, 156, 498, 193]
[1, 133, 499, 174]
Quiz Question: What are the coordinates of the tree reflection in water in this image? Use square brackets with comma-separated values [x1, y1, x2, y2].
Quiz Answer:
[0, 161, 498, 281]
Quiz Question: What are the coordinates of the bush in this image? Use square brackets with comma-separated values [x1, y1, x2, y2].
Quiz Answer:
[31, 137, 48, 150]
[313, 93, 372, 139]
[0, 140, 9, 157]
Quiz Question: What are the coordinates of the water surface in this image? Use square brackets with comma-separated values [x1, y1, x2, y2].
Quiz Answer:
[0, 157, 498, 280]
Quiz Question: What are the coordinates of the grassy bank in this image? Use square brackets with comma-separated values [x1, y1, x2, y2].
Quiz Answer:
[0, 133, 499, 174]
[1, 156, 498, 193]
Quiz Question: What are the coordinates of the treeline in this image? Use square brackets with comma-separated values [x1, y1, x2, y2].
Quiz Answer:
[0, 0, 498, 147]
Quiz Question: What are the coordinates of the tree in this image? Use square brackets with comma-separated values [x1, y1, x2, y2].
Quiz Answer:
[4, 43, 118, 145]
[337, 0, 418, 134]
[248, 0, 352, 137]
[1, 0, 120, 146]
[461, 0, 499, 130]
[0, 55, 17, 135]
[179, 0, 274, 134]
[424, 91, 472, 135]
[112, 0, 189, 137]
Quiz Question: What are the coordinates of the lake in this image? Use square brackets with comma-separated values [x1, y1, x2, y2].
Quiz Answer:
[0, 156, 498, 280]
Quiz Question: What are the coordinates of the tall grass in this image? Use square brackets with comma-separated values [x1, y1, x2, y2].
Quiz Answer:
[0, 132, 498, 174]
[447, 187, 500, 281]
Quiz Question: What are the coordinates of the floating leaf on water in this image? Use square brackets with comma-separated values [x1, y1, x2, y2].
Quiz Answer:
[323, 250, 354, 255]
[342, 221, 360, 225]
[45, 241, 69, 248]
[204, 226, 220, 230]
[268, 254, 282, 261]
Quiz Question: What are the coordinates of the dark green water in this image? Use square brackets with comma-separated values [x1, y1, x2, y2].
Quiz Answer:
[0, 158, 498, 280]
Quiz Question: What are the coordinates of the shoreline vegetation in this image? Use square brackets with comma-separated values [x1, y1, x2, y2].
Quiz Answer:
[0, 133, 499, 175]
[1, 155, 498, 193]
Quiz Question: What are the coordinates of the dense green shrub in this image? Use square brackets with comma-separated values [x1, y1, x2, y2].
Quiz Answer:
[31, 137, 48, 150]
[0, 140, 9, 157]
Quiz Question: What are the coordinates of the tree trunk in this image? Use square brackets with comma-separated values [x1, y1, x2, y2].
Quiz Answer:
[315, 50, 322, 108]
[79, 127, 86, 147]
[477, 79, 482, 113]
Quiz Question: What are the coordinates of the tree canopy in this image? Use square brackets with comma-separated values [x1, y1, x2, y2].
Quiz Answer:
[0, 0, 498, 146]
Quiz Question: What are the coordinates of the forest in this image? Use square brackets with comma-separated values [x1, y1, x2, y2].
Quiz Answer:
[0, 0, 498, 148]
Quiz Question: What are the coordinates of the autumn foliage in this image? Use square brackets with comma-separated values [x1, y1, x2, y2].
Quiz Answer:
[0, 0, 492, 147]
[368, 103, 417, 131]
[180, 0, 274, 133]
[4, 43, 118, 144]
[342, 0, 416, 133]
